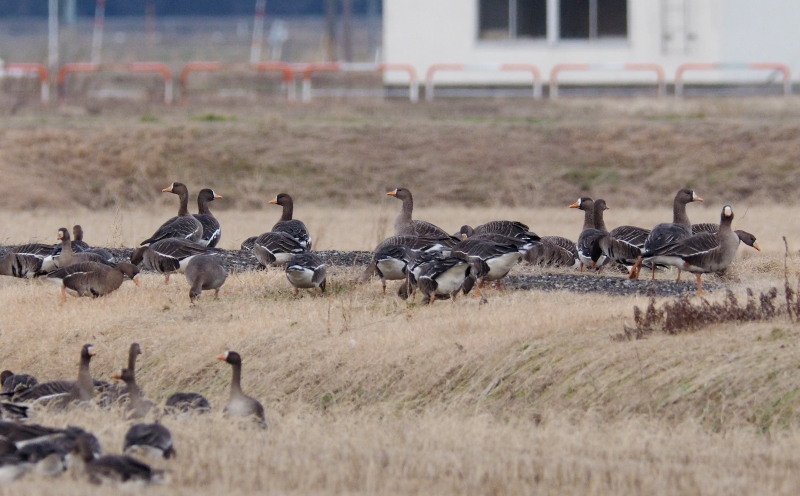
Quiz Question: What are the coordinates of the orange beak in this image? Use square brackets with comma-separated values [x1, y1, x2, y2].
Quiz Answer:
[214, 194, 223, 200]
[111, 370, 122, 380]
[569, 202, 579, 208]
[216, 354, 227, 361]
[162, 184, 174, 193]
[752, 242, 761, 252]
[386, 189, 398, 197]
[268, 198, 278, 205]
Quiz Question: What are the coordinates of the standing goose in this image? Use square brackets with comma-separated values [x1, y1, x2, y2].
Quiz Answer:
[285, 252, 327, 296]
[130, 238, 210, 284]
[654, 205, 741, 293]
[42, 228, 111, 273]
[359, 234, 459, 291]
[246, 231, 306, 268]
[387, 188, 451, 238]
[413, 254, 473, 305]
[141, 182, 204, 245]
[73, 433, 163, 485]
[194, 188, 223, 248]
[14, 344, 96, 407]
[693, 224, 762, 252]
[629, 188, 703, 279]
[117, 343, 141, 400]
[51, 225, 90, 256]
[185, 255, 228, 302]
[46, 262, 140, 300]
[570, 197, 607, 271]
[597, 214, 651, 271]
[269, 193, 312, 250]
[216, 351, 266, 427]
[451, 238, 522, 294]
[123, 423, 175, 459]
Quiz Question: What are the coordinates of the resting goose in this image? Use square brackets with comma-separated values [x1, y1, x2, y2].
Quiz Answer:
[123, 423, 175, 459]
[111, 369, 155, 420]
[387, 188, 451, 238]
[130, 238, 210, 284]
[164, 392, 211, 415]
[0, 371, 38, 395]
[451, 238, 521, 294]
[0, 245, 48, 279]
[51, 225, 90, 256]
[141, 182, 204, 245]
[217, 351, 266, 427]
[285, 252, 327, 295]
[247, 231, 306, 268]
[460, 221, 540, 248]
[184, 255, 228, 302]
[629, 188, 703, 279]
[46, 261, 140, 300]
[655, 205, 741, 293]
[14, 344, 96, 407]
[73, 433, 163, 485]
[194, 188, 223, 248]
[524, 236, 580, 268]
[269, 193, 312, 250]
[42, 228, 111, 273]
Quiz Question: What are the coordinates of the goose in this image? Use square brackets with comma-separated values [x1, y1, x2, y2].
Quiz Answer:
[51, 225, 90, 255]
[164, 392, 211, 415]
[111, 369, 155, 420]
[42, 228, 112, 273]
[73, 433, 164, 485]
[130, 238, 210, 284]
[359, 234, 459, 289]
[285, 252, 327, 295]
[0, 246, 47, 279]
[459, 221, 539, 247]
[524, 236, 580, 268]
[141, 182, 204, 245]
[246, 231, 306, 268]
[117, 343, 141, 400]
[185, 255, 228, 302]
[693, 225, 761, 251]
[387, 188, 451, 238]
[629, 188, 703, 279]
[451, 238, 522, 294]
[0, 371, 38, 395]
[123, 423, 175, 459]
[570, 197, 608, 271]
[194, 188, 223, 248]
[413, 254, 473, 304]
[216, 351, 266, 427]
[46, 261, 140, 300]
[597, 212, 651, 271]
[653, 205, 741, 293]
[0, 400, 28, 420]
[371, 244, 410, 294]
[0, 439, 66, 481]
[13, 344, 96, 407]
[269, 193, 312, 250]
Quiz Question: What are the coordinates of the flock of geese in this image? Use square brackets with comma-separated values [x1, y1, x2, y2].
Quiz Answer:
[0, 183, 760, 303]
[0, 182, 761, 485]
[0, 342, 263, 484]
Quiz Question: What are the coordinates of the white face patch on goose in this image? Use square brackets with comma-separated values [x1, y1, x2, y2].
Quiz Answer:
[724, 206, 733, 217]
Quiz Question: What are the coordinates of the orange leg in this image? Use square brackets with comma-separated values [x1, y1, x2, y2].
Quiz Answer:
[695, 274, 705, 294]
[675, 269, 682, 282]
[60, 285, 68, 302]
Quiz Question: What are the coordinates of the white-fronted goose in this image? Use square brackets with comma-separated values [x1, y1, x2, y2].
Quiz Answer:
[358, 234, 458, 288]
[164, 392, 211, 415]
[111, 368, 155, 420]
[629, 188, 703, 279]
[51, 225, 90, 256]
[123, 423, 175, 459]
[117, 343, 141, 400]
[570, 197, 608, 271]
[372, 244, 410, 294]
[0, 371, 38, 395]
[194, 188, 223, 248]
[414, 254, 473, 304]
[46, 261, 140, 300]
[654, 205, 741, 293]
[269, 193, 312, 250]
[0, 400, 28, 420]
[216, 351, 266, 427]
[451, 238, 522, 294]
[42, 228, 112, 273]
[141, 182, 204, 245]
[130, 238, 210, 284]
[387, 188, 451, 238]
[185, 254, 228, 302]
[596, 212, 651, 271]
[14, 344, 96, 407]
[693, 224, 761, 252]
[285, 252, 327, 295]
[524, 236, 580, 268]
[460, 221, 540, 246]
[73, 433, 163, 485]
[0, 246, 46, 279]
[247, 231, 306, 268]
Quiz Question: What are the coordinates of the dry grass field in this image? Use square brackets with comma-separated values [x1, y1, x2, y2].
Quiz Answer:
[1, 96, 800, 494]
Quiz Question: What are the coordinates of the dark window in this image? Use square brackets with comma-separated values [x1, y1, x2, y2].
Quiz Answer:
[560, 0, 627, 39]
[479, 0, 547, 40]
[597, 0, 628, 37]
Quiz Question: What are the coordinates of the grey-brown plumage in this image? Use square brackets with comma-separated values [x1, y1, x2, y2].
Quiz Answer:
[74, 433, 163, 485]
[247, 231, 306, 267]
[655, 205, 741, 293]
[524, 236, 579, 267]
[0, 250, 44, 279]
[131, 238, 210, 283]
[0, 371, 38, 395]
[269, 193, 312, 250]
[185, 255, 228, 302]
[123, 423, 175, 459]
[460, 221, 539, 244]
[414, 255, 473, 304]
[571, 197, 608, 270]
[598, 220, 651, 270]
[359, 234, 459, 288]
[14, 344, 96, 407]
[387, 188, 451, 238]
[111, 368, 155, 420]
[451, 238, 521, 294]
[42, 228, 112, 273]
[693, 224, 761, 252]
[164, 392, 211, 414]
[47, 262, 139, 300]
[141, 182, 203, 245]
[285, 252, 326, 295]
[630, 188, 703, 279]
[216, 351, 266, 427]
[194, 188, 223, 248]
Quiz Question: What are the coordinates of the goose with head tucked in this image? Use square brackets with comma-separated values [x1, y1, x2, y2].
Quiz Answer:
[123, 423, 175, 460]
[285, 252, 327, 296]
[185, 254, 228, 302]
[269, 193, 312, 250]
[194, 188, 223, 248]
[387, 188, 451, 238]
[141, 182, 203, 245]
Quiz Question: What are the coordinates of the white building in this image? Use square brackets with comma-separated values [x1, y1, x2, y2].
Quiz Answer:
[383, 0, 800, 93]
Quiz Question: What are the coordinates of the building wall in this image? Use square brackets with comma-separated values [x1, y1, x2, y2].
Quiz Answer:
[383, 0, 800, 86]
